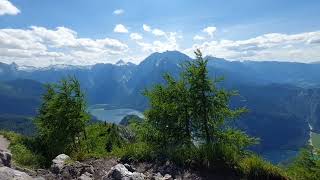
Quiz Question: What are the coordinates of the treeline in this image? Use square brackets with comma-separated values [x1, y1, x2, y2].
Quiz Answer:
[1, 50, 320, 179]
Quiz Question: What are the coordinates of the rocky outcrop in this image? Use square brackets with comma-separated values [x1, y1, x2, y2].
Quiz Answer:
[45, 154, 95, 179]
[0, 150, 12, 167]
[0, 166, 34, 180]
[0, 148, 44, 179]
[103, 163, 146, 180]
[58, 161, 94, 179]
[51, 154, 71, 174]
[103, 163, 177, 180]
[152, 173, 173, 180]
[78, 172, 93, 180]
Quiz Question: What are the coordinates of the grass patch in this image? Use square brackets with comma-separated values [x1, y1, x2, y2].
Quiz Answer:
[0, 130, 45, 169]
[239, 155, 288, 180]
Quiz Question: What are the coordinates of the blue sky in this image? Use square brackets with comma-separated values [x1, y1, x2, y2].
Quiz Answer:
[0, 0, 320, 67]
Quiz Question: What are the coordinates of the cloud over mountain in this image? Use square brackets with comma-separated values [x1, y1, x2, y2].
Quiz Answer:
[0, 26, 128, 67]
[185, 31, 320, 62]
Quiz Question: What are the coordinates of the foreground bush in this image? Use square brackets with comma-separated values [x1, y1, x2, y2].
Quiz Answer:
[0, 131, 45, 168]
[113, 142, 155, 162]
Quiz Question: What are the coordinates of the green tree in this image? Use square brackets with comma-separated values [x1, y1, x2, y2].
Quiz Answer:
[34, 77, 90, 161]
[185, 50, 248, 145]
[142, 49, 256, 165]
[144, 74, 191, 149]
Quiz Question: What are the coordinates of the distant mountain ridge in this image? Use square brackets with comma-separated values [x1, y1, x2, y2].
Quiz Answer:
[2, 50, 320, 87]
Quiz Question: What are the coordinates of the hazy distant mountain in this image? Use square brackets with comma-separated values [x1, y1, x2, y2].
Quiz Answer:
[0, 79, 44, 115]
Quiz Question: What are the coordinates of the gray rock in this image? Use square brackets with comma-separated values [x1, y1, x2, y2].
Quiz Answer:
[33, 177, 46, 180]
[124, 163, 136, 172]
[163, 174, 173, 180]
[0, 150, 12, 167]
[78, 172, 93, 180]
[152, 173, 173, 180]
[104, 163, 145, 180]
[50, 154, 71, 174]
[0, 166, 33, 180]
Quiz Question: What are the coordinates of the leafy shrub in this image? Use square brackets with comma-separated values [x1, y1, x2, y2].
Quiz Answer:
[287, 148, 320, 180]
[168, 145, 198, 166]
[239, 155, 288, 180]
[113, 142, 155, 162]
[196, 143, 244, 168]
[10, 143, 45, 168]
[0, 131, 45, 169]
[71, 123, 129, 160]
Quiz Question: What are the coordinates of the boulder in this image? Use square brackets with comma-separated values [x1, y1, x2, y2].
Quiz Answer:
[0, 166, 33, 180]
[50, 154, 71, 174]
[104, 163, 145, 180]
[0, 150, 12, 167]
[78, 172, 93, 180]
[59, 161, 94, 179]
[152, 172, 173, 180]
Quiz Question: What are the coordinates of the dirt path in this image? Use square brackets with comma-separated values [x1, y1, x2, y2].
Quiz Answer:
[0, 135, 10, 152]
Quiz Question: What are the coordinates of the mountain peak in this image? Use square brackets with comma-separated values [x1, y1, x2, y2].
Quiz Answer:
[116, 60, 126, 65]
[140, 51, 191, 66]
[115, 60, 136, 66]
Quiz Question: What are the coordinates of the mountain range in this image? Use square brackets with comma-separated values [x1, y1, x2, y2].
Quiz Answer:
[1, 50, 320, 163]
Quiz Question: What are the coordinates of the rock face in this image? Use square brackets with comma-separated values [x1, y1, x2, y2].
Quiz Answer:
[104, 163, 145, 180]
[47, 154, 95, 179]
[0, 150, 12, 167]
[51, 154, 71, 174]
[0, 166, 34, 180]
[59, 161, 94, 179]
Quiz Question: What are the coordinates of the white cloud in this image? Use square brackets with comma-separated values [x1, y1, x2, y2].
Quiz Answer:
[113, 9, 124, 15]
[193, 35, 205, 41]
[130, 33, 143, 40]
[203, 26, 217, 38]
[0, 26, 128, 67]
[152, 28, 166, 36]
[143, 24, 151, 32]
[136, 32, 180, 53]
[142, 24, 166, 37]
[114, 24, 129, 33]
[0, 0, 20, 15]
[185, 31, 320, 62]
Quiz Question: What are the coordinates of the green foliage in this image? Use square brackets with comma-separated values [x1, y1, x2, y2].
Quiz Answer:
[73, 122, 127, 160]
[119, 115, 143, 126]
[0, 131, 45, 169]
[10, 144, 44, 168]
[113, 142, 155, 162]
[34, 76, 90, 162]
[239, 155, 288, 180]
[287, 148, 320, 180]
[140, 49, 257, 168]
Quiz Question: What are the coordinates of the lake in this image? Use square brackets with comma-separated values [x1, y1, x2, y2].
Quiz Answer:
[88, 104, 143, 124]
